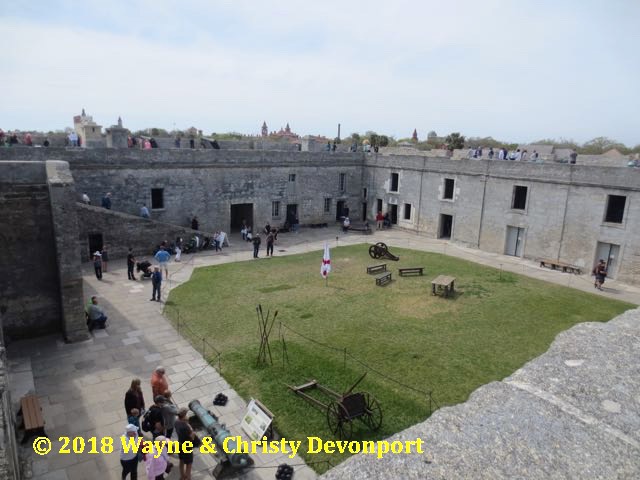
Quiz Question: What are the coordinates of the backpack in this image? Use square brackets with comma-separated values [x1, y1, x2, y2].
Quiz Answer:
[141, 406, 161, 432]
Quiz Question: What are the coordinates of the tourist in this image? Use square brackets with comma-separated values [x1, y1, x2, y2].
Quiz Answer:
[127, 136, 133, 148]
[332, 142, 337, 152]
[212, 232, 221, 252]
[593, 259, 607, 290]
[175, 408, 195, 480]
[151, 366, 170, 399]
[191, 216, 199, 230]
[154, 247, 170, 278]
[101, 245, 109, 273]
[24, 132, 33, 146]
[240, 225, 248, 241]
[144, 138, 152, 149]
[127, 248, 137, 280]
[189, 136, 195, 149]
[326, 141, 331, 152]
[376, 211, 384, 230]
[82, 192, 91, 204]
[125, 378, 145, 417]
[253, 233, 261, 258]
[174, 136, 181, 148]
[488, 148, 494, 159]
[468, 148, 474, 158]
[246, 227, 253, 242]
[342, 216, 351, 233]
[532, 150, 539, 161]
[101, 192, 112, 209]
[521, 150, 528, 161]
[175, 242, 182, 262]
[86, 296, 107, 331]
[43, 138, 50, 147]
[569, 150, 578, 164]
[498, 148, 505, 160]
[119, 424, 139, 480]
[93, 251, 103, 280]
[151, 266, 162, 302]
[264, 223, 271, 235]
[293, 214, 299, 233]
[383, 212, 391, 228]
[127, 408, 141, 435]
[158, 394, 178, 439]
[68, 131, 78, 147]
[140, 203, 150, 218]
[150, 138, 158, 148]
[145, 436, 172, 479]
[266, 229, 274, 257]
[146, 400, 166, 440]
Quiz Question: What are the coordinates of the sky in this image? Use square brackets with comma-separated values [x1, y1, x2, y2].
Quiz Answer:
[1, 0, 639, 145]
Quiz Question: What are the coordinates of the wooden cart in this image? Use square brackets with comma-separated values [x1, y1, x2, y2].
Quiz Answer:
[287, 373, 382, 439]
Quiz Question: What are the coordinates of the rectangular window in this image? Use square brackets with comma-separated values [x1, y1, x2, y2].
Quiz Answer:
[376, 198, 383, 212]
[272, 201, 280, 218]
[151, 188, 164, 209]
[443, 178, 455, 200]
[390, 173, 399, 192]
[604, 195, 626, 223]
[512, 185, 528, 210]
[363, 187, 367, 199]
[324, 198, 331, 213]
[288, 174, 296, 182]
[339, 173, 346, 191]
[404, 203, 412, 220]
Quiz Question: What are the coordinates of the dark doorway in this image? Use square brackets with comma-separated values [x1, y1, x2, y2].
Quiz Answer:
[287, 204, 298, 225]
[361, 202, 367, 221]
[230, 203, 253, 232]
[376, 198, 383, 214]
[88, 233, 103, 258]
[389, 204, 398, 224]
[439, 214, 453, 239]
[336, 200, 345, 221]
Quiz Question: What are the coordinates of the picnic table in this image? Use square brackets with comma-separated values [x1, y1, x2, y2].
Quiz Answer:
[431, 275, 456, 298]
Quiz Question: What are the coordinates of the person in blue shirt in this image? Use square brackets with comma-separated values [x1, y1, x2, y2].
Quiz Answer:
[154, 247, 170, 278]
[140, 204, 150, 218]
[151, 266, 162, 302]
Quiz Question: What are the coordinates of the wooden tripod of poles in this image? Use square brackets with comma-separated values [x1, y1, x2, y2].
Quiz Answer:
[256, 304, 277, 366]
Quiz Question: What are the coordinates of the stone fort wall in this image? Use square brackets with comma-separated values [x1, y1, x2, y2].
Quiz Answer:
[0, 161, 87, 341]
[1, 148, 638, 285]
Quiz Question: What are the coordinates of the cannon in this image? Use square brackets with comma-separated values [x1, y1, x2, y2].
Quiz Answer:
[188, 399, 254, 477]
[368, 242, 399, 261]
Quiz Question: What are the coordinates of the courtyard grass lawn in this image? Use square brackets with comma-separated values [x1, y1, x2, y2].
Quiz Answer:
[165, 244, 633, 472]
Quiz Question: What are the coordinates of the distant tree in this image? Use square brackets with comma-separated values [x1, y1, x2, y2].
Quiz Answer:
[378, 135, 390, 147]
[445, 132, 465, 150]
[150, 128, 169, 137]
[580, 136, 627, 155]
[427, 130, 438, 139]
[333, 137, 341, 144]
[532, 137, 579, 150]
[350, 133, 361, 144]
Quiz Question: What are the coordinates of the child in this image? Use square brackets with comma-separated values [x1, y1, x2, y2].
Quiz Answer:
[128, 408, 141, 434]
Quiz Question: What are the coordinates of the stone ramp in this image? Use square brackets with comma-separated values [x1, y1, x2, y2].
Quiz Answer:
[321, 307, 640, 479]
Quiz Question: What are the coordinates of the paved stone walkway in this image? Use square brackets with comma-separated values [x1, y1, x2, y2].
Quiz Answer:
[7, 227, 639, 480]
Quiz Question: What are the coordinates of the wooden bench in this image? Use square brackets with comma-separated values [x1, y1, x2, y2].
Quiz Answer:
[539, 258, 582, 275]
[19, 395, 46, 443]
[399, 267, 424, 277]
[376, 272, 392, 286]
[431, 275, 456, 298]
[367, 264, 387, 275]
[349, 224, 372, 235]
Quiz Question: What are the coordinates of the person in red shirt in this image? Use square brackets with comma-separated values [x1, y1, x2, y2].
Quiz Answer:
[376, 211, 384, 230]
[151, 366, 170, 398]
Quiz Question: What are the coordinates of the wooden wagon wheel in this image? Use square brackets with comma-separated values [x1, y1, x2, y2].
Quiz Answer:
[326, 401, 353, 439]
[368, 245, 381, 259]
[361, 392, 383, 431]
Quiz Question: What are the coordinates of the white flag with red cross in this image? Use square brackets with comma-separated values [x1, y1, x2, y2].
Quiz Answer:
[321, 243, 331, 278]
